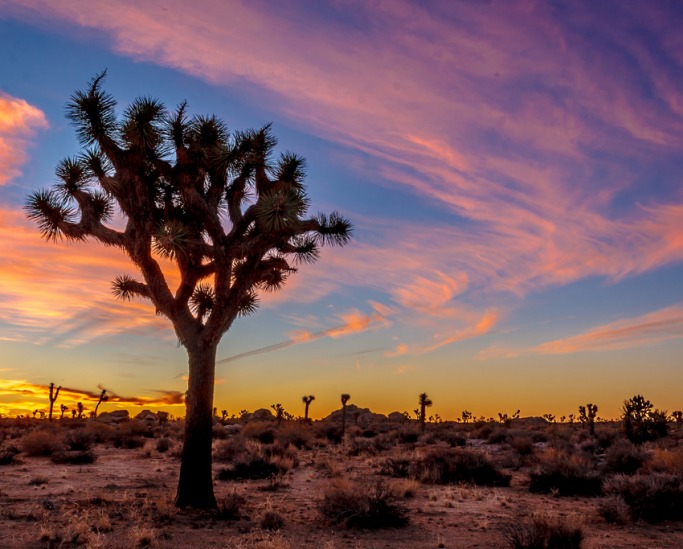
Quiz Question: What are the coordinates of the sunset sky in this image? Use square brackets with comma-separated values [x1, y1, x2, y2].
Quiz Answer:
[1, 1, 682, 421]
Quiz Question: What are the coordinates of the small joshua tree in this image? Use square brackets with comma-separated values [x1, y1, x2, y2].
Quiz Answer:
[418, 392, 433, 434]
[461, 410, 472, 424]
[578, 403, 598, 436]
[76, 402, 84, 419]
[302, 395, 315, 421]
[622, 394, 668, 443]
[543, 413, 556, 423]
[221, 409, 228, 423]
[71, 409, 77, 418]
[48, 382, 61, 421]
[60, 404, 68, 419]
[672, 411, 683, 431]
[94, 389, 108, 417]
[271, 403, 285, 425]
[340, 394, 351, 438]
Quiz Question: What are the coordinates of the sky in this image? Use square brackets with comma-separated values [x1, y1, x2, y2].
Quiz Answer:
[0, 0, 682, 421]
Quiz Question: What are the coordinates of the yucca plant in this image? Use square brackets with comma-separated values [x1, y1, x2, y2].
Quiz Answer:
[47, 382, 61, 421]
[341, 394, 351, 438]
[302, 395, 315, 421]
[418, 392, 432, 434]
[25, 72, 352, 508]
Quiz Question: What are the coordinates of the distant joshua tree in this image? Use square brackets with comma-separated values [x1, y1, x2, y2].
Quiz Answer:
[461, 410, 472, 424]
[271, 403, 285, 425]
[221, 410, 228, 423]
[340, 394, 351, 438]
[60, 404, 68, 419]
[622, 394, 668, 443]
[418, 392, 433, 434]
[578, 403, 598, 436]
[71, 409, 77, 418]
[94, 389, 108, 417]
[542, 413, 556, 423]
[47, 382, 61, 421]
[302, 395, 315, 421]
[672, 411, 683, 431]
[76, 402, 84, 419]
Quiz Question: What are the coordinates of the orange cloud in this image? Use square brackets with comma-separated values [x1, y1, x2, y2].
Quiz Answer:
[477, 305, 683, 360]
[0, 206, 178, 346]
[0, 92, 48, 185]
[217, 308, 388, 364]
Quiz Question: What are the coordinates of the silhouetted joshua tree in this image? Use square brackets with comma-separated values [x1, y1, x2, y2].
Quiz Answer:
[461, 410, 472, 424]
[672, 410, 683, 431]
[418, 392, 432, 433]
[221, 409, 228, 423]
[340, 394, 351, 438]
[76, 402, 84, 419]
[94, 389, 108, 417]
[60, 404, 68, 419]
[25, 73, 351, 509]
[578, 403, 598, 436]
[271, 403, 286, 425]
[622, 394, 668, 443]
[48, 382, 61, 421]
[71, 409, 77, 418]
[302, 395, 315, 421]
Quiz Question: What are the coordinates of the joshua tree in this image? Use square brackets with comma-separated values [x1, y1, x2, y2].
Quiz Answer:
[71, 409, 77, 418]
[302, 395, 315, 421]
[461, 410, 472, 424]
[418, 392, 432, 433]
[94, 389, 108, 417]
[578, 403, 598, 436]
[622, 394, 668, 443]
[221, 409, 228, 423]
[76, 402, 84, 419]
[25, 73, 351, 509]
[271, 403, 286, 425]
[47, 382, 61, 421]
[60, 404, 68, 419]
[672, 411, 683, 430]
[340, 394, 351, 438]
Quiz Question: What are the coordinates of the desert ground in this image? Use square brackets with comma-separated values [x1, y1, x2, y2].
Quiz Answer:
[1, 406, 683, 548]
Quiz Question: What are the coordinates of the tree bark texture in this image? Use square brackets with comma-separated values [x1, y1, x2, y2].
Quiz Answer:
[175, 342, 218, 509]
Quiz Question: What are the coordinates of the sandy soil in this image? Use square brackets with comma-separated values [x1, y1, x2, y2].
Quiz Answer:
[1, 438, 683, 549]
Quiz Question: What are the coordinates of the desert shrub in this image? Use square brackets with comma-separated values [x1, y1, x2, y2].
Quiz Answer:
[414, 448, 511, 487]
[241, 421, 276, 444]
[155, 438, 171, 453]
[217, 442, 292, 481]
[320, 480, 408, 529]
[276, 422, 312, 449]
[212, 423, 229, 440]
[348, 436, 379, 456]
[603, 441, 648, 475]
[381, 457, 412, 478]
[0, 444, 20, 465]
[217, 491, 245, 520]
[510, 435, 534, 457]
[488, 427, 509, 444]
[28, 476, 49, 486]
[50, 450, 96, 465]
[83, 421, 116, 443]
[312, 423, 342, 444]
[472, 423, 494, 440]
[361, 428, 378, 438]
[646, 447, 683, 475]
[396, 428, 420, 444]
[604, 473, 683, 522]
[111, 421, 150, 448]
[62, 428, 93, 451]
[21, 430, 62, 457]
[260, 510, 285, 531]
[598, 495, 630, 524]
[214, 436, 248, 462]
[529, 450, 602, 496]
[505, 515, 583, 549]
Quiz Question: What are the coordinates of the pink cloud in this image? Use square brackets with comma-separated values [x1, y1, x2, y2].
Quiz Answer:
[0, 206, 177, 345]
[0, 92, 48, 185]
[477, 305, 683, 359]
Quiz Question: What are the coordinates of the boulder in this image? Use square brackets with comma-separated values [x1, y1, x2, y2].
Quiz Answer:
[387, 411, 410, 423]
[96, 410, 129, 424]
[323, 404, 387, 427]
[135, 410, 158, 422]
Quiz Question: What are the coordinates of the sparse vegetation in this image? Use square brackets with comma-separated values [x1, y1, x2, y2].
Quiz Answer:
[505, 515, 584, 549]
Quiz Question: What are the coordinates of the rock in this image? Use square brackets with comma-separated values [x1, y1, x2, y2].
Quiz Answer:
[387, 411, 410, 423]
[135, 410, 158, 422]
[323, 404, 387, 427]
[251, 408, 274, 421]
[223, 424, 242, 435]
[96, 410, 129, 423]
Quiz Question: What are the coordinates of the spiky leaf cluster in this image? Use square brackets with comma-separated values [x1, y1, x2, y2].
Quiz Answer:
[25, 73, 352, 347]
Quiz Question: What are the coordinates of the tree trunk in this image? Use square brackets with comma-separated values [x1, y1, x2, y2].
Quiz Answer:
[175, 342, 218, 509]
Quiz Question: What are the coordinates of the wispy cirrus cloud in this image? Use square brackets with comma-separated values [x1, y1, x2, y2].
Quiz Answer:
[217, 308, 388, 364]
[477, 305, 683, 360]
[0, 92, 48, 185]
[3, 0, 683, 357]
[0, 207, 176, 346]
